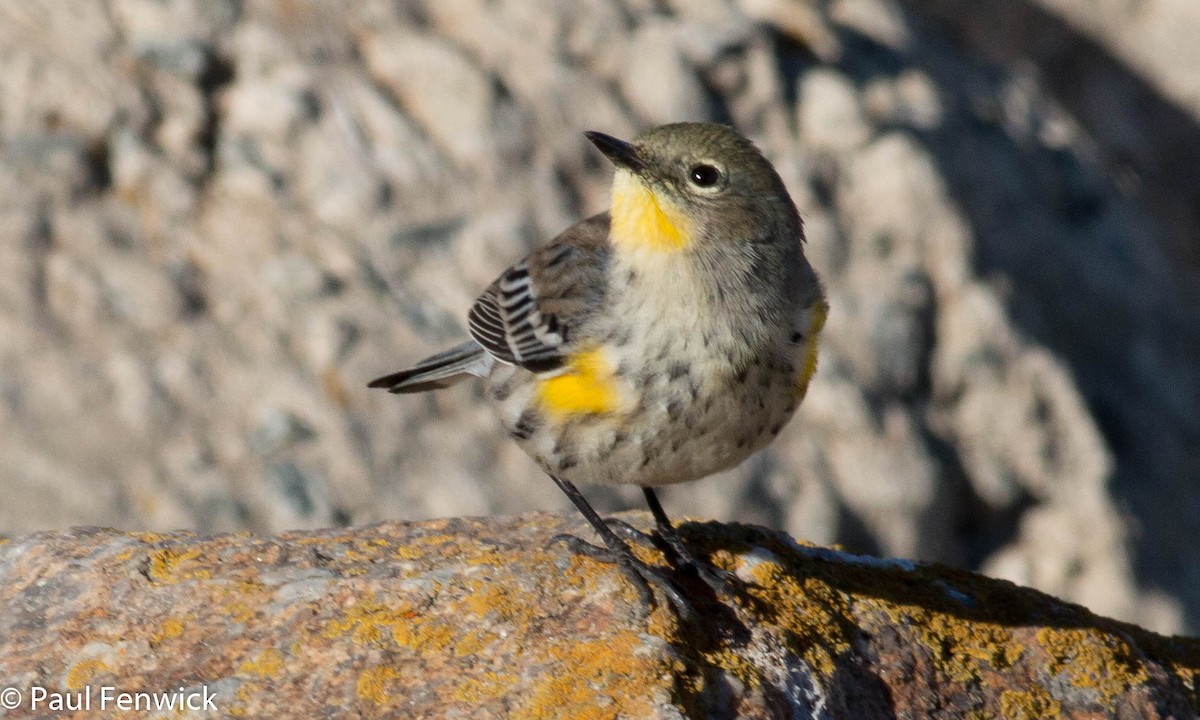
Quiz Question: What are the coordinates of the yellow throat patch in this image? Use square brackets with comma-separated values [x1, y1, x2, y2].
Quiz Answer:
[536, 348, 619, 421]
[610, 170, 690, 253]
[796, 300, 828, 399]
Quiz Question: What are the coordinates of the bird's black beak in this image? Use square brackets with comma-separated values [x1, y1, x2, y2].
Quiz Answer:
[584, 131, 645, 174]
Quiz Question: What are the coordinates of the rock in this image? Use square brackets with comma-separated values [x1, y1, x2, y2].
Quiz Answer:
[619, 20, 711, 124]
[2, 0, 1200, 640]
[0, 515, 1196, 719]
[796, 69, 873, 154]
[362, 30, 496, 172]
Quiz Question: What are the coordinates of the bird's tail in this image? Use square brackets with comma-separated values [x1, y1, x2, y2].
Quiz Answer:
[367, 341, 492, 394]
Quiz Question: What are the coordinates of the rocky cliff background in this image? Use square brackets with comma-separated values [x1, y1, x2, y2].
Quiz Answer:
[1, 0, 1197, 635]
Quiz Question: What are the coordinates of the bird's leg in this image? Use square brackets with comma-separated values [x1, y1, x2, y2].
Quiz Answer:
[547, 474, 694, 621]
[642, 488, 740, 596]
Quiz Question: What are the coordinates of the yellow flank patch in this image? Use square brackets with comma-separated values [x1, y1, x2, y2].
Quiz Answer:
[536, 349, 618, 420]
[796, 300, 829, 399]
[610, 170, 689, 253]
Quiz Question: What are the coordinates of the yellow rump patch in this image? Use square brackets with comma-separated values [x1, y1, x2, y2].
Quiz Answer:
[610, 170, 690, 253]
[536, 349, 619, 420]
[795, 300, 829, 400]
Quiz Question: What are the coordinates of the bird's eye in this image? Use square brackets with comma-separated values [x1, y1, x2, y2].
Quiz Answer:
[689, 164, 722, 188]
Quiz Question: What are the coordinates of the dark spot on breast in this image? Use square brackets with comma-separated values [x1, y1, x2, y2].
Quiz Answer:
[770, 422, 784, 436]
[512, 411, 540, 440]
[670, 438, 681, 452]
[490, 381, 513, 402]
[626, 268, 638, 284]
[640, 453, 653, 468]
[557, 455, 578, 471]
[735, 368, 749, 385]
[668, 363, 689, 381]
[688, 380, 701, 400]
[614, 431, 628, 446]
[791, 331, 803, 343]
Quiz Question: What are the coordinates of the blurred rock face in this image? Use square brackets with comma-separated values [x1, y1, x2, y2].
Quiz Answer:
[1, 0, 1197, 634]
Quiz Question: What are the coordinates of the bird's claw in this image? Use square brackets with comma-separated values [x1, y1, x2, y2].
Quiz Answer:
[548, 532, 696, 622]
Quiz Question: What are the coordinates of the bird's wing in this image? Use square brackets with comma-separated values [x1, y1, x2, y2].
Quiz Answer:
[468, 212, 612, 373]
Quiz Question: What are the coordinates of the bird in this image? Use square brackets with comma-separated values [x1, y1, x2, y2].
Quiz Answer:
[369, 122, 827, 615]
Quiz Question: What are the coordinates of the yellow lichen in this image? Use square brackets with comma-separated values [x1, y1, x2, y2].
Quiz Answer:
[515, 631, 673, 720]
[1037, 626, 1150, 702]
[323, 600, 458, 655]
[149, 617, 186, 644]
[146, 547, 211, 582]
[65, 657, 109, 689]
[740, 554, 853, 678]
[895, 610, 1021, 683]
[998, 687, 1063, 719]
[227, 683, 256, 716]
[238, 648, 285, 678]
[356, 666, 403, 706]
[451, 670, 518, 705]
[393, 544, 422, 560]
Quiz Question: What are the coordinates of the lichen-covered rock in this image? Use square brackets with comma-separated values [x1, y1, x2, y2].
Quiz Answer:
[2, 0, 1200, 639]
[1, 516, 1197, 719]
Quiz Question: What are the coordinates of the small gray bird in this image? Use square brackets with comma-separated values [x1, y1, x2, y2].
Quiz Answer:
[370, 122, 827, 613]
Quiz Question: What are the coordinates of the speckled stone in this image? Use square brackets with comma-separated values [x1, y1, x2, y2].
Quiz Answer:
[0, 515, 1197, 718]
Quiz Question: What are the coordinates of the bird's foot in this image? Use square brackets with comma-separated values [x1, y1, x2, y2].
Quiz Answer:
[604, 518, 740, 598]
[549, 532, 696, 623]
[603, 518, 669, 552]
[653, 528, 742, 599]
